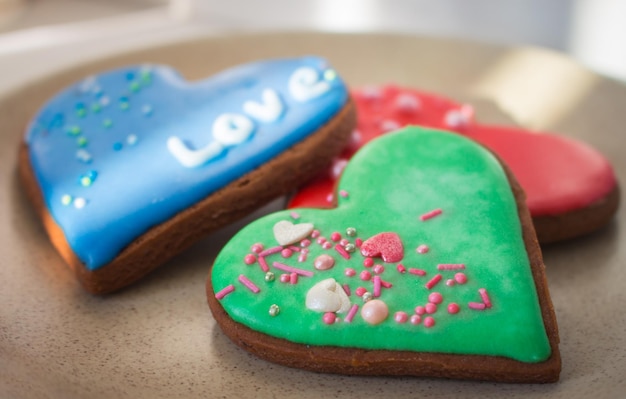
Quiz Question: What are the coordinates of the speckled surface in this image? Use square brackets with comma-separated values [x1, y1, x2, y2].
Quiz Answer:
[1, 32, 625, 398]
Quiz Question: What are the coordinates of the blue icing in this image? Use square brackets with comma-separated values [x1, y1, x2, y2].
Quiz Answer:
[26, 57, 348, 270]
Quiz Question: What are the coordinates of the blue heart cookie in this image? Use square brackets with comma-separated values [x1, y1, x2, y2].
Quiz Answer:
[20, 56, 354, 293]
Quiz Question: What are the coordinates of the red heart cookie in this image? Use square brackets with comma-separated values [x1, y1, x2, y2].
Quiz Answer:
[288, 85, 619, 243]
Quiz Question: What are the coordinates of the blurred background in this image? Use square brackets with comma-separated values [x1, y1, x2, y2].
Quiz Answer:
[1, 0, 625, 93]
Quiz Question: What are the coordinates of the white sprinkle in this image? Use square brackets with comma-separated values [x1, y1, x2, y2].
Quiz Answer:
[73, 197, 87, 209]
[76, 149, 92, 163]
[100, 96, 110, 106]
[380, 119, 400, 132]
[142, 105, 153, 115]
[127, 134, 138, 145]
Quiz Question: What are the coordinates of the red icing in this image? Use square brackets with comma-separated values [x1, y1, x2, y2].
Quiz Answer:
[288, 85, 617, 216]
[360, 232, 404, 263]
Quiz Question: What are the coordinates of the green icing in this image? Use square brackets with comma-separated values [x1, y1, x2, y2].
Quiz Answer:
[211, 127, 551, 363]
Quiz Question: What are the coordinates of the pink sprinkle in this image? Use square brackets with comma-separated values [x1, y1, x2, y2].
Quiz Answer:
[330, 232, 342, 242]
[373, 264, 385, 274]
[420, 208, 442, 221]
[380, 280, 393, 289]
[415, 306, 425, 315]
[339, 238, 349, 246]
[259, 246, 283, 257]
[322, 242, 332, 250]
[448, 303, 460, 314]
[345, 268, 356, 277]
[323, 312, 336, 324]
[311, 230, 320, 239]
[469, 302, 486, 310]
[373, 276, 381, 297]
[251, 243, 264, 253]
[363, 257, 374, 268]
[428, 292, 443, 304]
[258, 256, 269, 272]
[408, 268, 426, 276]
[281, 248, 293, 258]
[425, 274, 442, 290]
[339, 190, 349, 198]
[238, 274, 260, 293]
[317, 237, 327, 245]
[215, 284, 235, 300]
[355, 287, 367, 297]
[416, 244, 429, 254]
[437, 263, 465, 271]
[288, 246, 301, 252]
[425, 303, 437, 314]
[396, 264, 406, 273]
[298, 253, 307, 263]
[244, 254, 256, 265]
[410, 315, 421, 325]
[479, 288, 492, 308]
[355, 238, 363, 247]
[301, 248, 310, 254]
[290, 211, 300, 220]
[424, 316, 435, 328]
[279, 274, 290, 283]
[345, 304, 359, 323]
[446, 279, 455, 286]
[394, 311, 408, 323]
[360, 270, 372, 281]
[300, 239, 311, 248]
[272, 261, 314, 277]
[454, 272, 467, 284]
[326, 193, 334, 203]
[335, 244, 351, 260]
[290, 272, 298, 284]
[343, 284, 351, 296]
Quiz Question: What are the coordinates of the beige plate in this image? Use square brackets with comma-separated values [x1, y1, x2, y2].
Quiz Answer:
[1, 32, 624, 398]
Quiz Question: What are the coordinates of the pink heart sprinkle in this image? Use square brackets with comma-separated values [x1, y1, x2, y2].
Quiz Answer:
[360, 232, 404, 263]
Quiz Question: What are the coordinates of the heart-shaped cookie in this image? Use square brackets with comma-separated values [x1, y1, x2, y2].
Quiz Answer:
[208, 127, 560, 383]
[20, 57, 355, 293]
[288, 85, 618, 243]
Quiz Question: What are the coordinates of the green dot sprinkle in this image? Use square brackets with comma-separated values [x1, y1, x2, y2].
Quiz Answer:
[140, 70, 152, 85]
[67, 125, 81, 136]
[103, 119, 113, 128]
[80, 176, 92, 187]
[77, 137, 88, 147]
[61, 194, 72, 205]
[324, 69, 337, 81]
[91, 103, 102, 113]
[129, 81, 141, 93]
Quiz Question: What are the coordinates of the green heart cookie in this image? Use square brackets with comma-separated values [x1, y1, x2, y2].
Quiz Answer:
[208, 126, 559, 382]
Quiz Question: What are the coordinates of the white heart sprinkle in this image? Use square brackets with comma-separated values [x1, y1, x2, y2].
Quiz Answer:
[273, 220, 314, 246]
[306, 278, 351, 314]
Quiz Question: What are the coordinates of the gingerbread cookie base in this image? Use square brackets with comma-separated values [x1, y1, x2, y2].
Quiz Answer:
[20, 100, 356, 294]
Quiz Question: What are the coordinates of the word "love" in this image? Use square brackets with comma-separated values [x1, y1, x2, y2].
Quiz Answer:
[167, 67, 332, 168]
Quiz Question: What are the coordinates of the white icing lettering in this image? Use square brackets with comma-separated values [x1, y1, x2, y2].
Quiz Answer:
[167, 65, 333, 168]
[289, 67, 330, 102]
[167, 113, 254, 168]
[167, 137, 224, 168]
[212, 113, 255, 146]
[243, 89, 284, 123]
